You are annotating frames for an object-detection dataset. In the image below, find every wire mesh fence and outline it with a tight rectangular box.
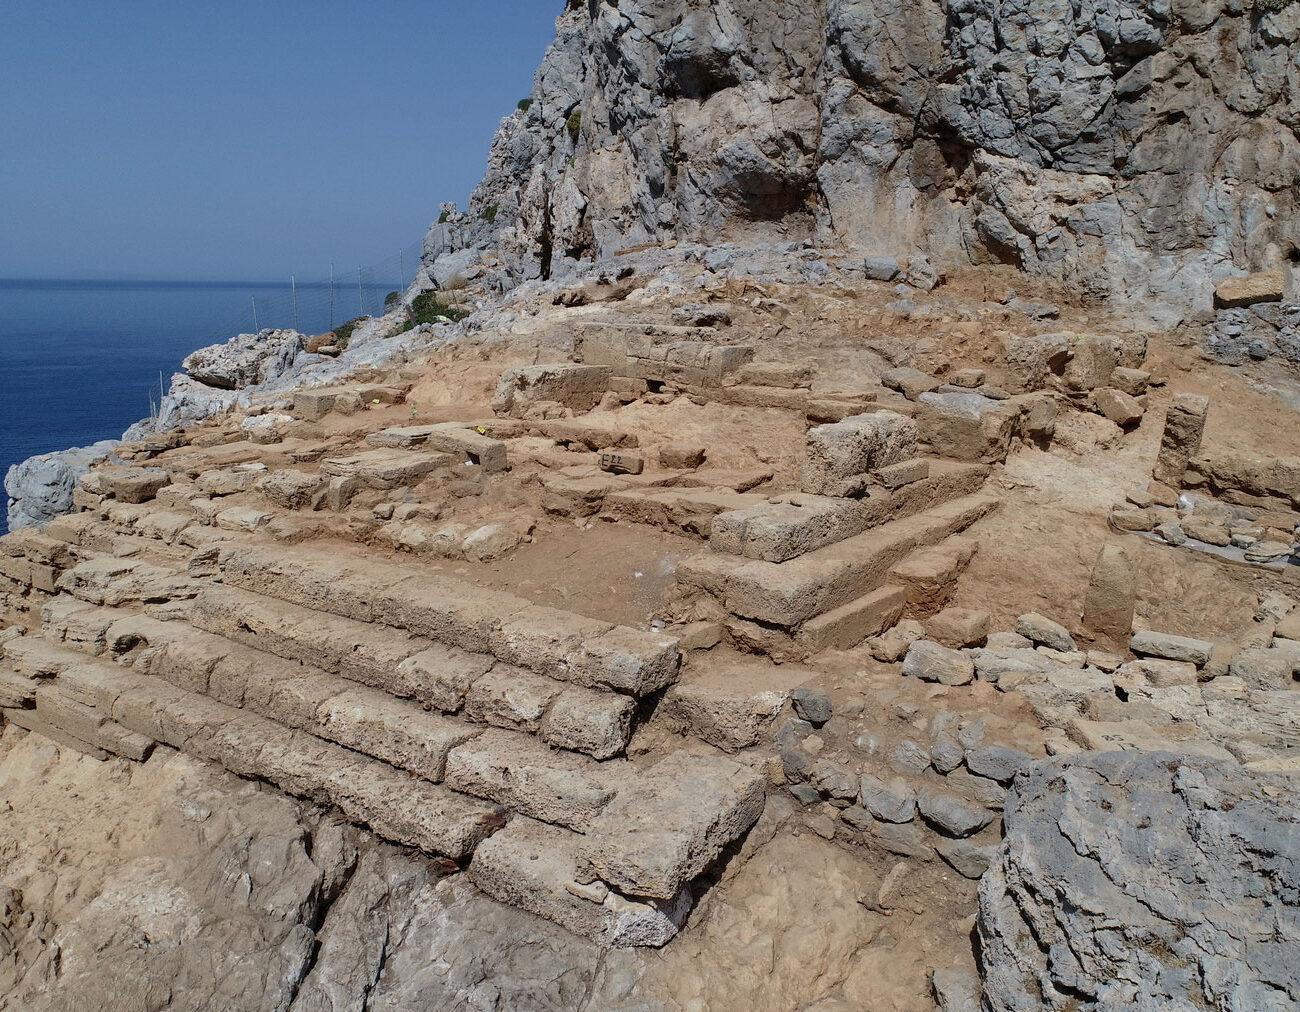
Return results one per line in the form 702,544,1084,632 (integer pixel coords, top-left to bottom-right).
196,240,426,344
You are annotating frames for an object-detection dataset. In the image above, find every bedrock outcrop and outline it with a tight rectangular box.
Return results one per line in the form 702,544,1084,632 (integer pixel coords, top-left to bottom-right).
424,0,1299,325
978,750,1300,1011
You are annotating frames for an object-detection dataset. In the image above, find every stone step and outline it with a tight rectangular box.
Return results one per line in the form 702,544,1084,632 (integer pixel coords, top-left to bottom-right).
678,493,1000,629
186,584,636,759
601,486,770,538
890,537,980,617
216,544,682,697
795,584,910,654
1,639,500,858
319,448,455,489
24,618,636,832
365,422,508,473
710,460,988,563
659,662,803,752
468,817,690,948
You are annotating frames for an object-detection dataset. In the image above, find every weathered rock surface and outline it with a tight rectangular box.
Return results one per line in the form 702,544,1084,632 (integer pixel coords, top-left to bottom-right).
422,2,1300,326
979,751,1300,1011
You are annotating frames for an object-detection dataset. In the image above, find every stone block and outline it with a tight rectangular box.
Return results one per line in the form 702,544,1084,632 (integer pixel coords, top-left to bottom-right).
293,389,338,422
1154,394,1209,484
259,469,326,510
493,364,612,417
1130,630,1212,666
1094,388,1144,427
924,607,991,648
1110,367,1151,396
1214,270,1285,309
659,674,788,753
915,393,1016,464
881,367,941,401
1228,648,1294,690
580,753,765,900
797,585,908,653
444,729,622,830
659,443,706,469
599,451,644,475
315,688,480,781
1016,613,1076,653
539,685,636,760
469,817,689,948
873,458,929,489
1082,544,1135,647
903,640,975,685
463,665,564,733
803,411,918,497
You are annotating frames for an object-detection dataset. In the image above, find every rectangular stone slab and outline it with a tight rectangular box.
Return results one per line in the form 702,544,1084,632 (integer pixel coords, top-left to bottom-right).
469,817,689,948
580,753,766,900
444,729,625,831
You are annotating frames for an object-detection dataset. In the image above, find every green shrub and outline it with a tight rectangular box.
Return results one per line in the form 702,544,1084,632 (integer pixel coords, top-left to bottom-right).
481,203,499,224
437,209,450,224
383,290,401,310
331,316,366,348
567,109,582,143
517,98,533,112
410,292,470,325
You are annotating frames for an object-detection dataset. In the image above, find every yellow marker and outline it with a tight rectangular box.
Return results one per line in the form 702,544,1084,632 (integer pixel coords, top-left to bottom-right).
477,426,487,435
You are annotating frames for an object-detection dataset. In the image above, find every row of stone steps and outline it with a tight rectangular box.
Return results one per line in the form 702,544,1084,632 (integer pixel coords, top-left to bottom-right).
0,617,765,947
213,543,681,696
186,584,636,759
679,493,999,658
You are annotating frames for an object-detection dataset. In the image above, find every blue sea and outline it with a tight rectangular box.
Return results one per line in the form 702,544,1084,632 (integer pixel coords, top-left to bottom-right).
0,276,404,533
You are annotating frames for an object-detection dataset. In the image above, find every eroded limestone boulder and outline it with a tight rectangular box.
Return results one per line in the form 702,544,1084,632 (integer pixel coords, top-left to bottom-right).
979,752,1300,1010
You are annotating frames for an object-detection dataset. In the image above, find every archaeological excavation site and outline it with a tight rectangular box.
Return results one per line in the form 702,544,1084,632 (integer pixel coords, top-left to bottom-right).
3,2,1299,1009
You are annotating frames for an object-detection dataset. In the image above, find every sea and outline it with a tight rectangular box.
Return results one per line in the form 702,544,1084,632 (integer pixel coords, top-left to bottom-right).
0,276,400,534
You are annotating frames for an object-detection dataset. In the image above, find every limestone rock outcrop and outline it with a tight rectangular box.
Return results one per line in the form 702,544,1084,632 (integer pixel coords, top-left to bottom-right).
421,0,1300,325
978,751,1300,1010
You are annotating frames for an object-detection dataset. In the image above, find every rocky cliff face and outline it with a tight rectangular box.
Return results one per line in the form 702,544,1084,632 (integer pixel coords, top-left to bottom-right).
425,0,1298,325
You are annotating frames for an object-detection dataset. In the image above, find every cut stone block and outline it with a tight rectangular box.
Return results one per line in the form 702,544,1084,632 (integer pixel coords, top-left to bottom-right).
394,645,495,713
1214,270,1285,309
580,753,765,900
915,393,1016,464
320,450,454,489
444,730,623,830
796,585,908,653
539,686,636,760
925,607,991,648
890,537,979,616
1065,719,1233,760
881,367,942,400
680,495,998,628
1154,394,1209,484
493,364,613,417
463,664,565,733
469,817,689,948
294,389,339,421
803,411,918,497
660,666,795,752
1130,630,1213,666
873,458,930,490
315,688,481,782
1094,388,1144,427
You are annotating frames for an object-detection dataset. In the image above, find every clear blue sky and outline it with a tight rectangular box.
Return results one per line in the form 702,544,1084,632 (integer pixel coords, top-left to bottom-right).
0,2,560,281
